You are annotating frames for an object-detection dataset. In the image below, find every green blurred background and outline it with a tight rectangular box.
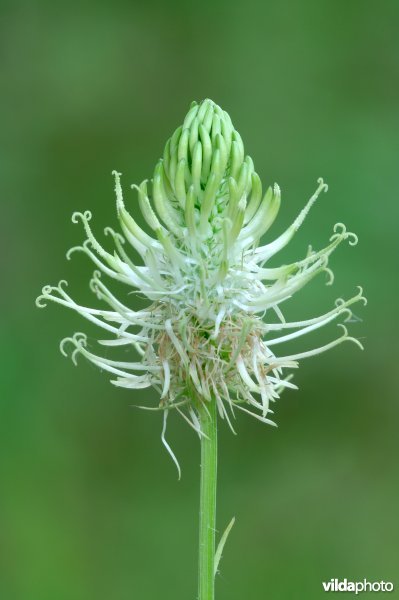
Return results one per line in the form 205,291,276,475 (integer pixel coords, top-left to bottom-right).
1,1,398,598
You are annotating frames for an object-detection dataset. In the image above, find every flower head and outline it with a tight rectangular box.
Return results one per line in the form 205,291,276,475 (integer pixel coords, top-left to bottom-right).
37,98,365,452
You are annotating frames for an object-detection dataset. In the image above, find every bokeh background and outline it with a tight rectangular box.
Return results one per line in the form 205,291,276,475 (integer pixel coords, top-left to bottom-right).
1,1,398,598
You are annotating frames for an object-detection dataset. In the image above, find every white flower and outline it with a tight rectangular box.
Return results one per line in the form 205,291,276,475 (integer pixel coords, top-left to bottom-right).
37,98,365,451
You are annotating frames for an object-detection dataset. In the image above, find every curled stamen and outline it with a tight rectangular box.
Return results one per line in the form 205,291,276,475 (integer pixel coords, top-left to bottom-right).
71,346,82,365
66,245,85,260
333,222,346,235
36,281,70,307
323,266,335,286
104,226,125,245
35,296,48,308
274,323,364,363
72,210,92,224
89,270,102,294
317,177,329,193
330,223,358,247
355,286,367,306
36,284,52,307
336,323,364,350
335,300,353,322
347,232,358,246
60,332,87,359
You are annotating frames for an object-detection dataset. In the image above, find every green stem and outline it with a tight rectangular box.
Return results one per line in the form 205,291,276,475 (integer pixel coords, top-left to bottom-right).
198,398,218,600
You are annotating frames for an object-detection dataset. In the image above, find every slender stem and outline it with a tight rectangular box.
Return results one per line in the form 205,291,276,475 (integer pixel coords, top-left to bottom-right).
198,398,218,600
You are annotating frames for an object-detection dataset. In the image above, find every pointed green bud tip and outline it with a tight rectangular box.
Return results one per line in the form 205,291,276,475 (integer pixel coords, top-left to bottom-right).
156,99,257,241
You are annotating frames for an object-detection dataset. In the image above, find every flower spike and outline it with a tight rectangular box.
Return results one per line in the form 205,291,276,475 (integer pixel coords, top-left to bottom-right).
37,98,365,462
